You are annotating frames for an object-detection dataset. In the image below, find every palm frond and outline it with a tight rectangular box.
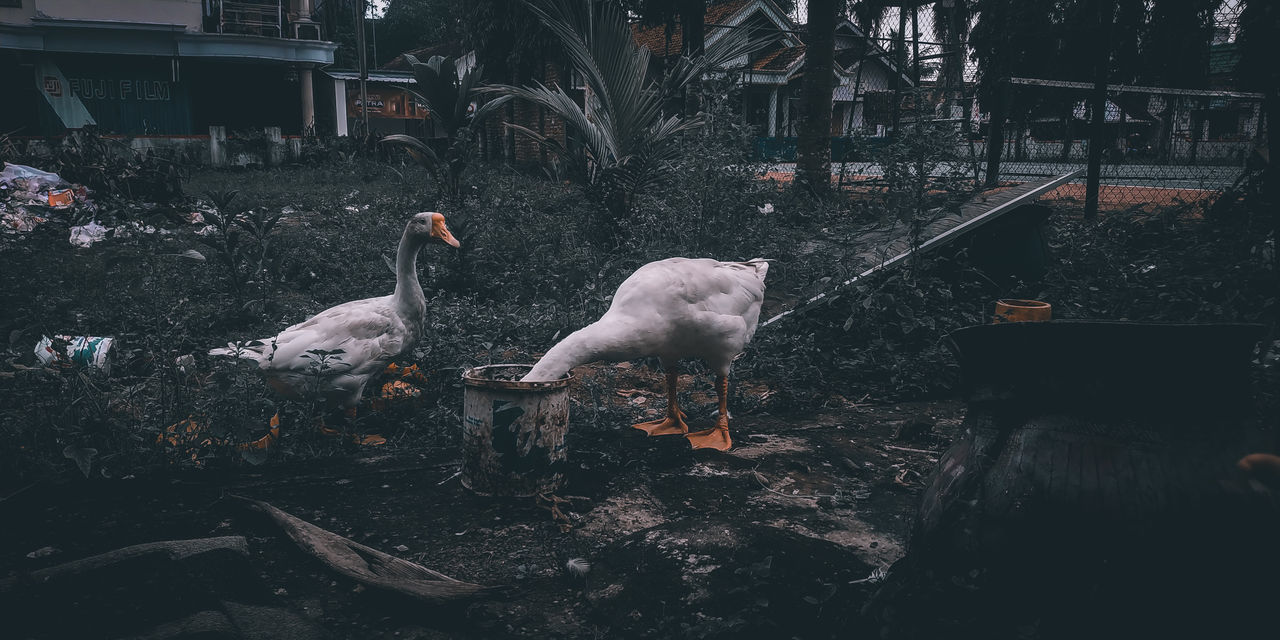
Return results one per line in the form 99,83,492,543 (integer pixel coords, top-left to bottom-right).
379,134,444,172
485,0,766,217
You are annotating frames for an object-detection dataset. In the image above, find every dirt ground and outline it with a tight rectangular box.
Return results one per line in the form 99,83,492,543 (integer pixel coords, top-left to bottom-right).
0,362,965,639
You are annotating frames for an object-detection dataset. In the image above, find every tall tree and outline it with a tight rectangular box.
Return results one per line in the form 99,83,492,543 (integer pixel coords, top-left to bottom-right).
1139,0,1222,159
628,0,709,114
376,0,467,66
932,0,976,108
795,0,841,198
970,0,1057,185
1141,0,1221,88
1237,0,1280,271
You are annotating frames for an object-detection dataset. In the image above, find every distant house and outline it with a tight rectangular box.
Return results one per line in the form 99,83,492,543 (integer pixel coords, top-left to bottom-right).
632,1,912,139
0,0,338,137
341,0,914,163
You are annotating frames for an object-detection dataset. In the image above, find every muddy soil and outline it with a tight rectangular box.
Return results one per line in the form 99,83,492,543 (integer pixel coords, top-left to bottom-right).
0,364,964,639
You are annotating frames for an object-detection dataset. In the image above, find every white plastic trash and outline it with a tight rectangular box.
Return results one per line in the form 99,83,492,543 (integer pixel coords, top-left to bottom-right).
35,335,115,375
1,163,66,192
69,221,109,247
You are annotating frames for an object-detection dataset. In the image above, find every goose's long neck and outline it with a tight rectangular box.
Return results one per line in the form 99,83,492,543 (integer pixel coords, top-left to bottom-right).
392,231,426,316
523,316,639,382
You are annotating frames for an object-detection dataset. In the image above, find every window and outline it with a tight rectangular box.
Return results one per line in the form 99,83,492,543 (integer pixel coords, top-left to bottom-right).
0,0,23,7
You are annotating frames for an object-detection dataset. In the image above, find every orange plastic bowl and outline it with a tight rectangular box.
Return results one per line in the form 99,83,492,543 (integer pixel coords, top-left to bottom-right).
993,299,1052,324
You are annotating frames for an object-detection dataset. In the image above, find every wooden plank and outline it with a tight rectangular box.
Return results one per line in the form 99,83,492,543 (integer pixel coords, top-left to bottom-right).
1145,441,1171,511
1015,423,1045,511
983,429,1024,519
1095,441,1122,515
760,169,1083,328
1062,440,1083,509
1048,433,1072,508
1078,440,1101,514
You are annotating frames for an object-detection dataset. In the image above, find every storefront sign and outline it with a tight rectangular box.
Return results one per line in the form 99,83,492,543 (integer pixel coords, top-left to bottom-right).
69,78,173,101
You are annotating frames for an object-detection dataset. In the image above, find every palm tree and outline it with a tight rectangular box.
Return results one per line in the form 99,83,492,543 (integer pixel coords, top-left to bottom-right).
380,54,512,197
794,0,841,198
484,0,756,222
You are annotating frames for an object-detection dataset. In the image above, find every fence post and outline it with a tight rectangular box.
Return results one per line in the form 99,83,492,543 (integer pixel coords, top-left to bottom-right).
983,79,1009,188
209,126,226,167
1084,0,1115,219
265,126,284,166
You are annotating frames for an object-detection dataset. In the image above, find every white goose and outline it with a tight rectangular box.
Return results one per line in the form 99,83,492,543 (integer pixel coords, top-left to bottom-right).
210,212,459,414
523,257,769,451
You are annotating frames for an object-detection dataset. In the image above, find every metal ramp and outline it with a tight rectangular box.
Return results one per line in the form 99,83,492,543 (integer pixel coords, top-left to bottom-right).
760,170,1084,328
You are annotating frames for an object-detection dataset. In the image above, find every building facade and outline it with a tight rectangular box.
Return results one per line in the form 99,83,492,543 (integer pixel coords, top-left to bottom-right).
0,0,337,138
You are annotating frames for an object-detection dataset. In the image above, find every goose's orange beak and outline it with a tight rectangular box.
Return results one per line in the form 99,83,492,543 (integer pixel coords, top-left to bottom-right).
432,215,461,248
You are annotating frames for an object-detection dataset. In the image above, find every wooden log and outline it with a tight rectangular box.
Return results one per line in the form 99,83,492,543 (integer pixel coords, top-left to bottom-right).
0,536,248,593
234,496,496,604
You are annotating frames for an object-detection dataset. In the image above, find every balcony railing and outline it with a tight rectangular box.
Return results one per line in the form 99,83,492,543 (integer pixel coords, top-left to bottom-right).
202,1,321,40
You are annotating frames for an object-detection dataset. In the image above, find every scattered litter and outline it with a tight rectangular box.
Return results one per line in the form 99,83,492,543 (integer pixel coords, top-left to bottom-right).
849,565,888,585
47,189,74,208
757,203,775,215
394,544,410,552
1,163,96,237
2,208,47,233
35,335,115,374
68,221,109,247
1,163,66,192
111,221,171,239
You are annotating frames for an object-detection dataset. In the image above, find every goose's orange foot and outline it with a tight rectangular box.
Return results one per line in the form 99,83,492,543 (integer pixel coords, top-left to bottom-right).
632,412,690,437
686,420,732,451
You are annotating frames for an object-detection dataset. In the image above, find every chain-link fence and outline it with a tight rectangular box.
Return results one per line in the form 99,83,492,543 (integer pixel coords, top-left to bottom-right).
749,0,1267,211
990,78,1264,209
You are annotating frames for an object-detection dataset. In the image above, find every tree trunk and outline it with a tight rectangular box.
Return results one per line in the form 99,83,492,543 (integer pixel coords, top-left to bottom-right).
984,80,1008,189
1267,88,1280,274
1060,105,1072,162
1188,99,1205,163
1085,0,1114,219
681,0,705,116
795,0,840,198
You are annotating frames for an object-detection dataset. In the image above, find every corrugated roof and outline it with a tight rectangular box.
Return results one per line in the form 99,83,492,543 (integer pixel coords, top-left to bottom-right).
326,70,417,84
752,44,805,71
632,0,751,58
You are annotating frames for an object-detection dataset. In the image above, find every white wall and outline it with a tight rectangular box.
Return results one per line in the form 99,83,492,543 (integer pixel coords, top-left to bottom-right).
8,0,204,30
0,1,37,25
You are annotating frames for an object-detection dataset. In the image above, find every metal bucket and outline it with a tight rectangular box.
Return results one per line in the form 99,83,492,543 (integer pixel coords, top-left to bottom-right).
461,364,572,497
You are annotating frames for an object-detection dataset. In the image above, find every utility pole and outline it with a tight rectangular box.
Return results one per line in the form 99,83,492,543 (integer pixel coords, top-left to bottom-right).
356,0,370,138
